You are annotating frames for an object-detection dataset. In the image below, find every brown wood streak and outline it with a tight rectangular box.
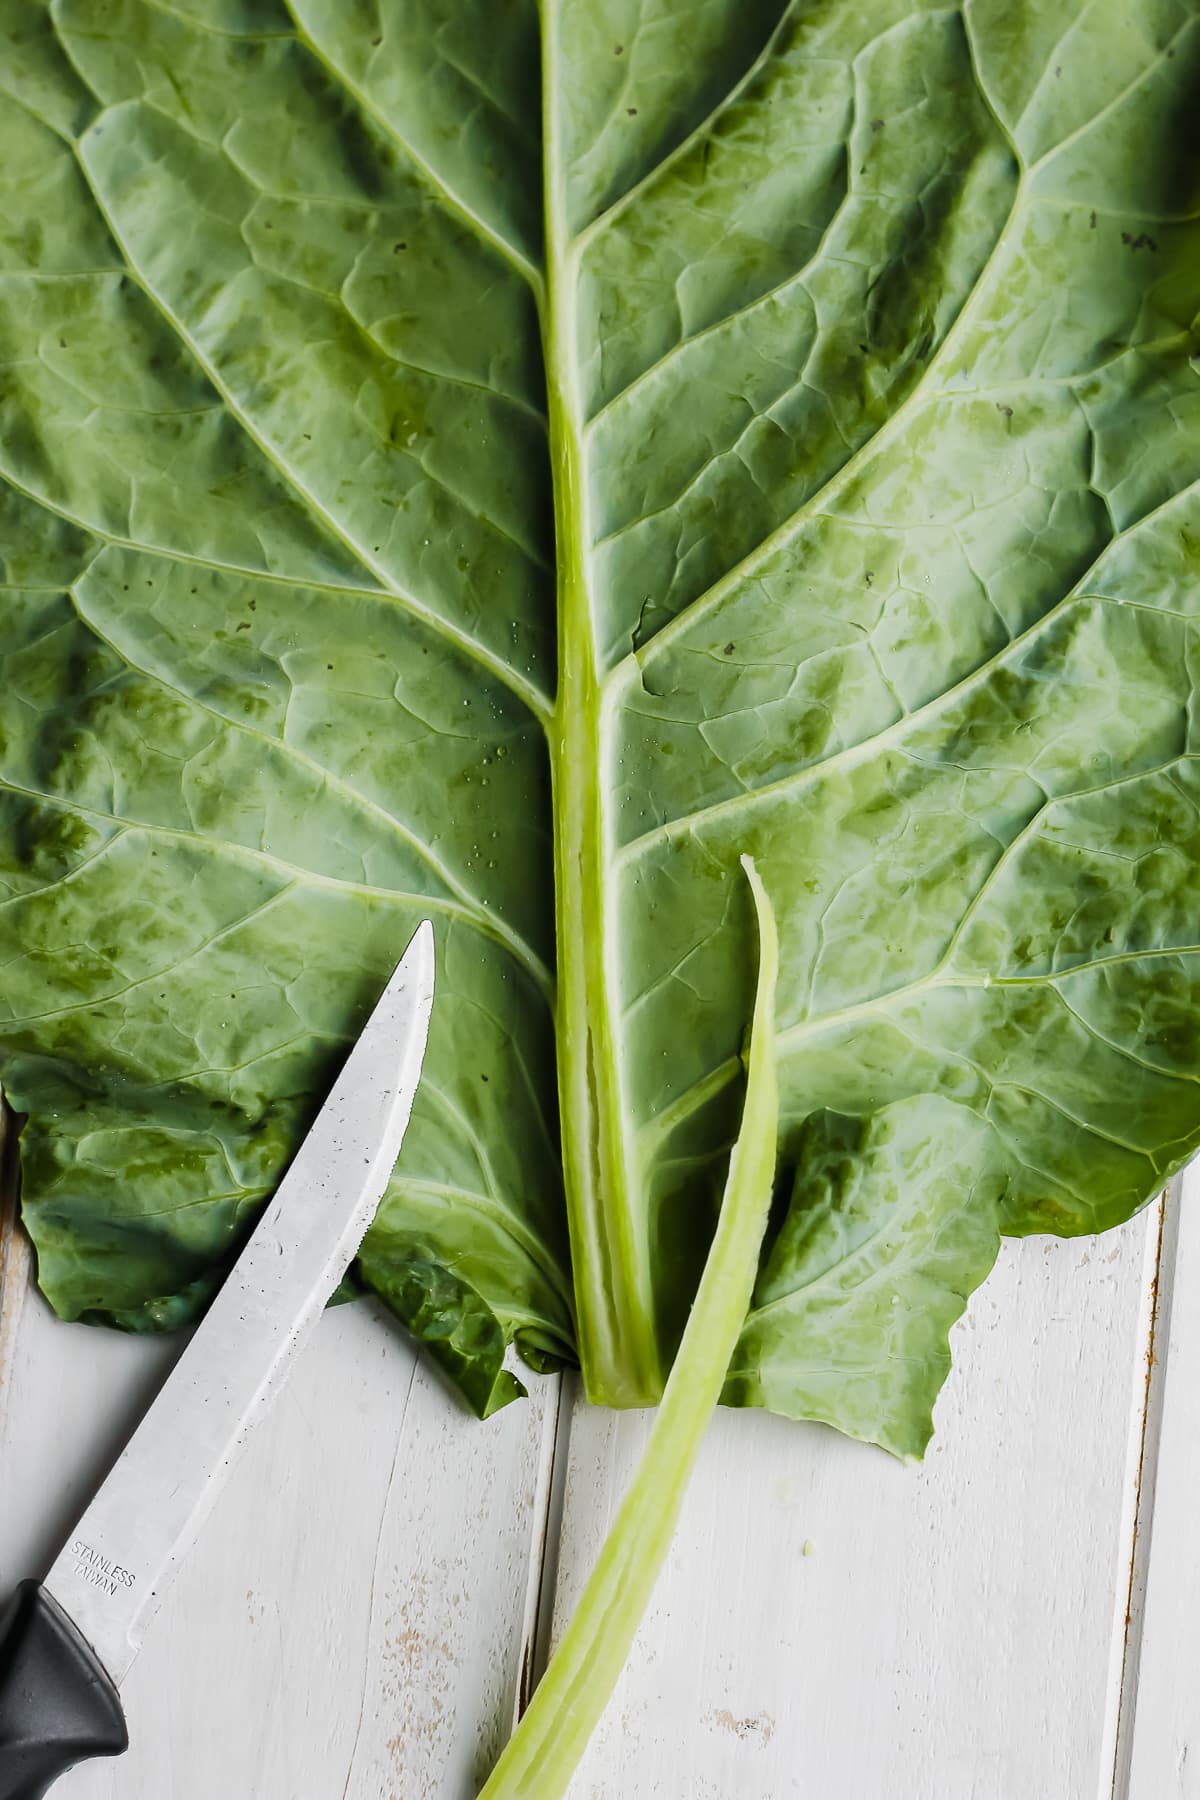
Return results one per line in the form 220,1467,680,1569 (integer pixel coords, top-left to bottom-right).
0,1101,30,1395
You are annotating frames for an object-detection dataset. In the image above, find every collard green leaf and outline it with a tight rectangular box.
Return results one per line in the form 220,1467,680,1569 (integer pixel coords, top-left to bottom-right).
0,0,1198,1450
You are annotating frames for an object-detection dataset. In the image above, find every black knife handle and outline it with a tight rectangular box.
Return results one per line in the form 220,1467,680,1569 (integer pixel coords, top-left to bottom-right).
0,1582,127,1798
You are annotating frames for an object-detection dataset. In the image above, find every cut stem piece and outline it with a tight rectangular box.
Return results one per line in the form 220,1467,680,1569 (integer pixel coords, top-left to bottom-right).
478,855,780,1800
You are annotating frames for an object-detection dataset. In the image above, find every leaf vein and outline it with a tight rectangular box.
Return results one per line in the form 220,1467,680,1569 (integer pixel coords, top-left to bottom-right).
280,0,542,293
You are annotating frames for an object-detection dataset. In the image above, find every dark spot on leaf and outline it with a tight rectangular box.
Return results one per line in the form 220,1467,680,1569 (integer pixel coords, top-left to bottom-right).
1121,231,1158,252
870,117,884,132
723,642,735,656
627,107,638,116
327,663,334,670
393,242,407,252
371,33,381,45
248,598,256,611
859,342,869,353
481,1074,489,1083
235,620,251,632
58,337,66,349
614,42,623,54
1089,210,1097,228
1054,64,1062,76
996,402,1014,418
864,570,874,587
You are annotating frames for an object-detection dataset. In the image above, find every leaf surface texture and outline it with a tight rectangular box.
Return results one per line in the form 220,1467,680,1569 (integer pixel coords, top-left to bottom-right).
1,0,1198,1449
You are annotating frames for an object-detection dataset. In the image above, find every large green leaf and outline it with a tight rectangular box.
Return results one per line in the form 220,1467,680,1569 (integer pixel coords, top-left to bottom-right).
1,0,1198,1451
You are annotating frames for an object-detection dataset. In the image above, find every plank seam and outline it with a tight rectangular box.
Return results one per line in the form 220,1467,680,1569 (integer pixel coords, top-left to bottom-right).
1105,1180,1181,1799
517,1369,576,1719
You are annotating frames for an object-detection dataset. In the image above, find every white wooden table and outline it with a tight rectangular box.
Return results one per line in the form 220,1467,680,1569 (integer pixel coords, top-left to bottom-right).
2,1161,1197,1799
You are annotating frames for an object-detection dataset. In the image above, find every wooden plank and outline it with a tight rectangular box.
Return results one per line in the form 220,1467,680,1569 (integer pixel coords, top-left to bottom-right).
0,1199,558,1799
545,1214,1163,1800
4,1119,1192,1799
1116,1169,1200,1799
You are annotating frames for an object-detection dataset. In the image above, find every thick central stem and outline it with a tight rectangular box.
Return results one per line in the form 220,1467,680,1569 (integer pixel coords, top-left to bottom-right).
542,3,661,1407
478,858,780,1800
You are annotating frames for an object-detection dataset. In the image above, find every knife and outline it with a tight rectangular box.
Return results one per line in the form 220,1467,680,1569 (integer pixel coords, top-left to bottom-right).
0,921,435,1799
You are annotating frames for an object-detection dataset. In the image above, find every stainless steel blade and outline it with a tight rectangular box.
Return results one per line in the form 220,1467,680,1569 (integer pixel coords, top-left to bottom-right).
43,922,435,1684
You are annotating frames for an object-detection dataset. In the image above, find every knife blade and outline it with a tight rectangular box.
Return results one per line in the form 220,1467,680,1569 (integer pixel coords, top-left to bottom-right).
0,921,435,1799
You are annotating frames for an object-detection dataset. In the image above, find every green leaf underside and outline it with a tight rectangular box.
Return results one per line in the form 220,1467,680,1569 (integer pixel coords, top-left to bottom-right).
0,0,1197,1450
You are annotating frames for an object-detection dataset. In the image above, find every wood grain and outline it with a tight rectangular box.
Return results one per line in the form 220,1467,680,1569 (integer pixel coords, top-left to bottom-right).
0,1265,558,1799
546,1215,1166,1800
1,1152,1193,1798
